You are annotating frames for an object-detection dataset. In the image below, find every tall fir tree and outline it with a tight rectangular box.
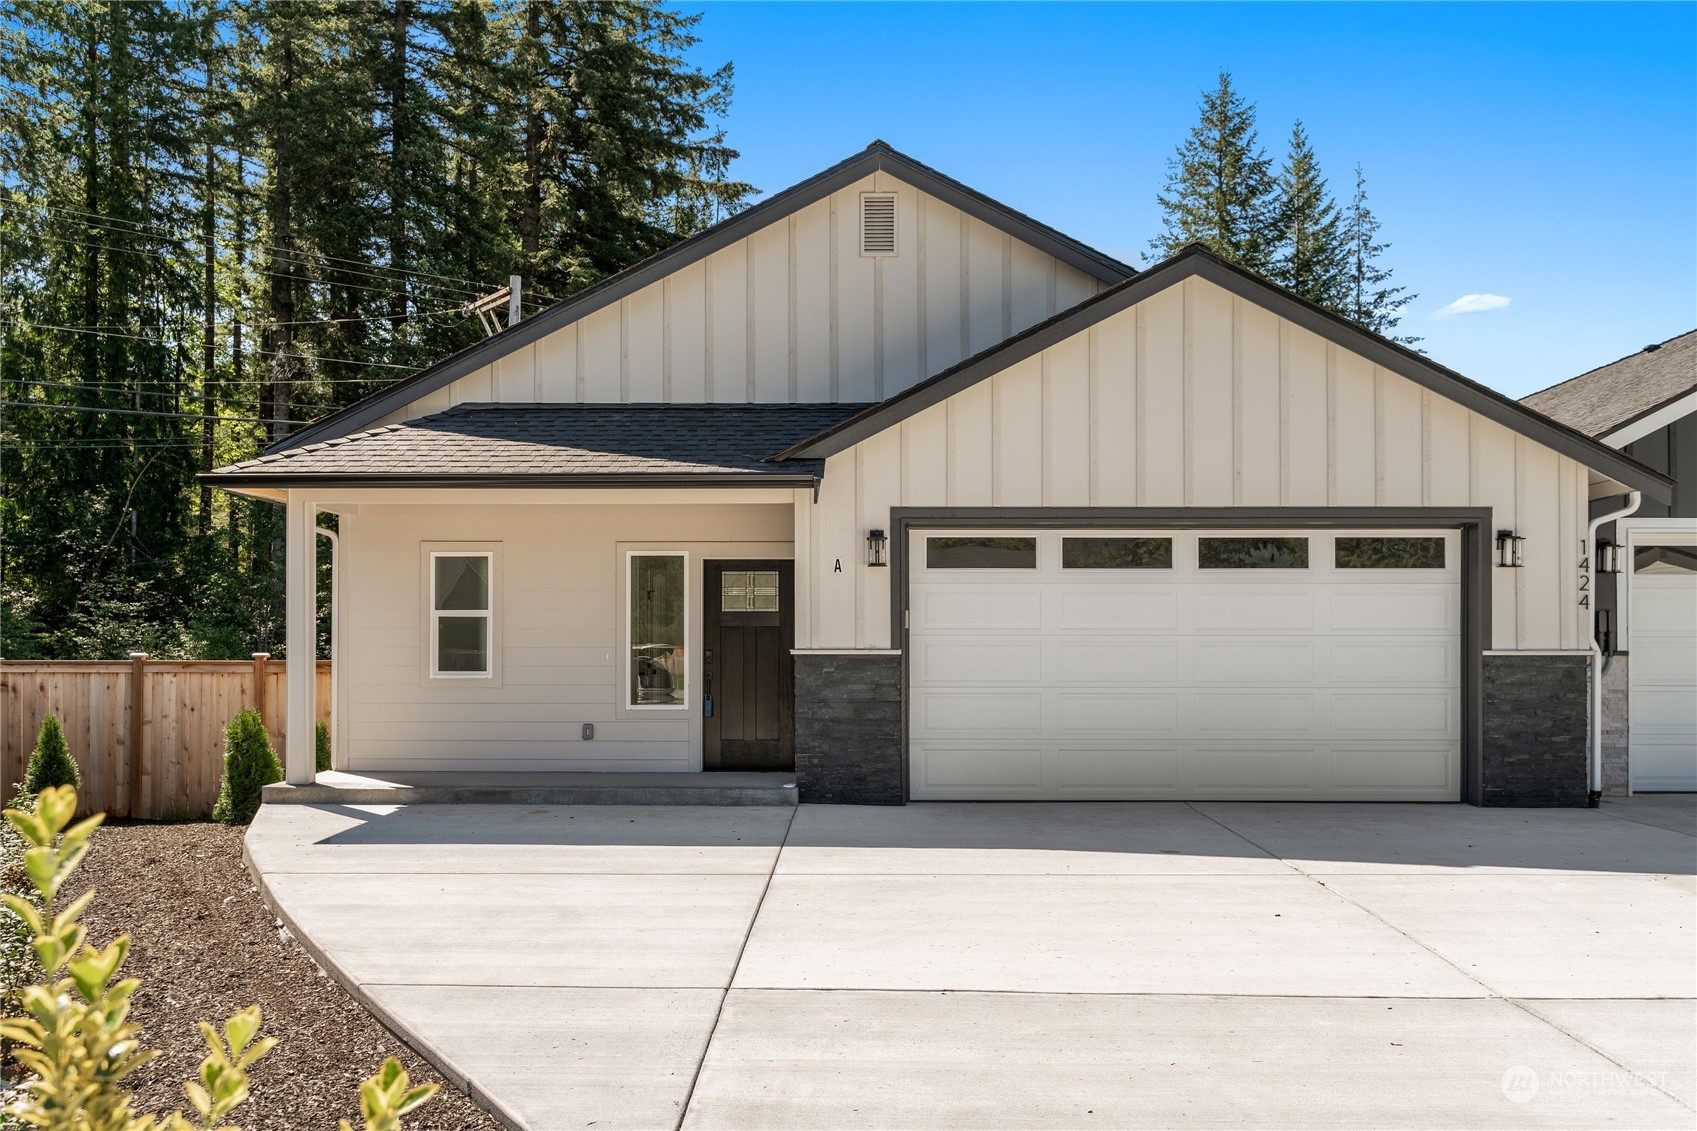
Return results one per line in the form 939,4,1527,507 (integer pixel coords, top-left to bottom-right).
1271,121,1348,310
1340,163,1419,345
1150,71,1278,273
1,0,753,661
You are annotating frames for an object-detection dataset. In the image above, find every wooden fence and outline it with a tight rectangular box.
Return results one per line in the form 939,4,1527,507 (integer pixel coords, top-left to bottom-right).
0,655,331,818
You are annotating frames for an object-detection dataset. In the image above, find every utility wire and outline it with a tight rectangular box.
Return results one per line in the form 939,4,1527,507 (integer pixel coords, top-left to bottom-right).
2,321,426,371
2,400,297,426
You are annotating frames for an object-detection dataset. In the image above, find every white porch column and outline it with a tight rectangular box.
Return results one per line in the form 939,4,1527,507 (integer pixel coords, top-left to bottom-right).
284,490,318,784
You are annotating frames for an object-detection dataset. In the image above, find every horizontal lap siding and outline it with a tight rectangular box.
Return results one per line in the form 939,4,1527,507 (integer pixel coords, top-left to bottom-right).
808,276,1589,651
340,502,791,771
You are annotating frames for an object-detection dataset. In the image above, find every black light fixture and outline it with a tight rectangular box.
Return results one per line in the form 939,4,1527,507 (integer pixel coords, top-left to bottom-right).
1596,538,1622,575
1495,529,1525,568
867,528,888,568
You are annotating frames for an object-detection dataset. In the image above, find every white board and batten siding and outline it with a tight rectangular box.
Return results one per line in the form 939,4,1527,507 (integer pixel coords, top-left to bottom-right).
800,275,1594,654
337,500,792,772
377,172,1104,421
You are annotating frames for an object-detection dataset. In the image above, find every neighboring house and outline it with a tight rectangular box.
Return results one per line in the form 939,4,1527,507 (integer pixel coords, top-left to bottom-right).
1523,332,1697,793
206,141,1671,807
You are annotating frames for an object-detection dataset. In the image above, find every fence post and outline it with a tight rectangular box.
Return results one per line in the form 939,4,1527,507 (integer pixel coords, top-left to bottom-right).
251,652,269,719
127,652,149,818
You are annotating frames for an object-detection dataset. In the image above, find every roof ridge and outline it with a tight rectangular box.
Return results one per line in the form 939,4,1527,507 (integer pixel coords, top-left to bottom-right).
1522,327,1697,401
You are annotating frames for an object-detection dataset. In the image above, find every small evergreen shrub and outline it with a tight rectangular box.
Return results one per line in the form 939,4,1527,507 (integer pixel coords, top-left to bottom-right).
211,708,283,826
21,714,80,796
316,718,332,773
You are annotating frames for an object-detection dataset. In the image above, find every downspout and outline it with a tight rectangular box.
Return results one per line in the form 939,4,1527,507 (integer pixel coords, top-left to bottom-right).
1581,492,1635,801
316,524,339,772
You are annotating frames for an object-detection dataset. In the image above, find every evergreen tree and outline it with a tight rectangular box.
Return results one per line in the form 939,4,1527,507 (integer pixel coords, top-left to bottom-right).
22,713,82,794
1341,164,1420,345
211,705,282,824
1271,121,1348,310
1150,71,1278,273
1,0,752,662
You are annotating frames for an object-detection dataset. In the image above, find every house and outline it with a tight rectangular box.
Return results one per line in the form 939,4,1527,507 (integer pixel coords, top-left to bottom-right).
1523,332,1697,793
206,141,1672,807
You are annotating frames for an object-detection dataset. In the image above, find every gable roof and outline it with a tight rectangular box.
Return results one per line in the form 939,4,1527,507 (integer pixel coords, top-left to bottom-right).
270,141,1136,455
205,402,870,489
1520,329,1697,440
773,244,1675,503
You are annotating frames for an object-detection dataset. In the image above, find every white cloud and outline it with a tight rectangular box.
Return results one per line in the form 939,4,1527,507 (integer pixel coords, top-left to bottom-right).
1434,293,1512,318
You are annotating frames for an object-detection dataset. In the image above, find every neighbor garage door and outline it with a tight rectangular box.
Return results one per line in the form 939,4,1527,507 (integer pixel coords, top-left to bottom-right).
907,529,1462,801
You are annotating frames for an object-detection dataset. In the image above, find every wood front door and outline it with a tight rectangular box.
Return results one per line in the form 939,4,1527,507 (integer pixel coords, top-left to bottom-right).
703,560,795,771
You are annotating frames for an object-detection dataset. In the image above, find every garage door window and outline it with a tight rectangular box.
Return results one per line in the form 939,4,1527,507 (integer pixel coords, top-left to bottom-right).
1635,545,1697,574
1061,537,1172,569
927,536,1037,569
1335,537,1446,569
1198,536,1309,569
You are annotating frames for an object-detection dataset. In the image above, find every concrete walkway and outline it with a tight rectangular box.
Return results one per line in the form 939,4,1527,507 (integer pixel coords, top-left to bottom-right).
245,799,1697,1130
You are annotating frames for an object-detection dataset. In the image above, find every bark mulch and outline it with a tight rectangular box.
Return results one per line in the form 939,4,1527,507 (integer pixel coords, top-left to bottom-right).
61,821,502,1130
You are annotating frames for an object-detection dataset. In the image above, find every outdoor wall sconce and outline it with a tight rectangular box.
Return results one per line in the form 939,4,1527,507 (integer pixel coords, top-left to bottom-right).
1496,529,1525,568
867,528,888,567
1596,539,1622,575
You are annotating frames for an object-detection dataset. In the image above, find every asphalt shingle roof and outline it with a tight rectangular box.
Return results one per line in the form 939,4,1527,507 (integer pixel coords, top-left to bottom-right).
1521,330,1697,438
207,402,874,483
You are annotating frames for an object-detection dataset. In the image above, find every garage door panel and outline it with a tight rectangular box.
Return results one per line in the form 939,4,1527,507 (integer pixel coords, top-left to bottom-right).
1329,588,1454,632
1055,692,1179,734
1191,692,1315,734
1328,746,1456,790
1056,589,1178,631
1056,747,1181,788
918,692,1042,736
912,639,1043,684
908,527,1462,802
914,745,1045,789
1193,590,1315,632
1632,583,1695,628
1331,692,1457,737
1193,639,1316,683
1633,641,1697,685
1330,640,1455,684
916,588,1043,631
1631,690,1697,729
1192,747,1319,789
1056,641,1179,683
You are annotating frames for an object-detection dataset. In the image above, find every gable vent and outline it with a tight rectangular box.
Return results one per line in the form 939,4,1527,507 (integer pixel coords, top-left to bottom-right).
860,192,897,256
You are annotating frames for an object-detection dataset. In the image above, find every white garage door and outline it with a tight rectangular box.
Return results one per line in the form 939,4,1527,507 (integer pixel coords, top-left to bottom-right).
908,529,1462,801
1628,532,1697,791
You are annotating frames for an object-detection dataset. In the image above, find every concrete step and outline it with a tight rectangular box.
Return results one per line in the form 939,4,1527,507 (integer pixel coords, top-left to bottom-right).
262,769,799,807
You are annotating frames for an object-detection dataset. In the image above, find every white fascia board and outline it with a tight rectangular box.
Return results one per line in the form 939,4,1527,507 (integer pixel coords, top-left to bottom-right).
1600,389,1697,448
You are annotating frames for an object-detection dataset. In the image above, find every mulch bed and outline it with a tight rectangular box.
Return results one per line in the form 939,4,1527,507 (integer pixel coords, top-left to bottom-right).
38,821,502,1130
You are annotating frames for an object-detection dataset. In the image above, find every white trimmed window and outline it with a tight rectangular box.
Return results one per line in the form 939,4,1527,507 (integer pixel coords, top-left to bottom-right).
627,551,687,709
431,552,493,677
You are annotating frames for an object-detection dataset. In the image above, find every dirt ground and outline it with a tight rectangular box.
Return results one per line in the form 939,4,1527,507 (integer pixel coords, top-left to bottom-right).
56,821,502,1130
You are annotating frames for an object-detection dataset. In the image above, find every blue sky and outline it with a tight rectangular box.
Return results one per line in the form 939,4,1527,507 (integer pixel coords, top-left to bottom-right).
683,2,1696,399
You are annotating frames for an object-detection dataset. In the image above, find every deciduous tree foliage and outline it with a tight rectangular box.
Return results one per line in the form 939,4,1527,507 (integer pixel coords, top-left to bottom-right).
0,0,750,659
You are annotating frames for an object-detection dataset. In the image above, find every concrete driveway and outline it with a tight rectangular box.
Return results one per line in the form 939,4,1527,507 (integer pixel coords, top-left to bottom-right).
245,800,1697,1130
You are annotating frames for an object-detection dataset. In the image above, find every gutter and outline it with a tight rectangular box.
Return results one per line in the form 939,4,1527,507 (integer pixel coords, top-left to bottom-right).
1586,491,1641,805
198,471,822,491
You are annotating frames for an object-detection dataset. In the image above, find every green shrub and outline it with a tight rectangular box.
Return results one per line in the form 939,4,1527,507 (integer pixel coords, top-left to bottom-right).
22,714,80,796
316,718,332,773
2,786,438,1130
210,709,282,826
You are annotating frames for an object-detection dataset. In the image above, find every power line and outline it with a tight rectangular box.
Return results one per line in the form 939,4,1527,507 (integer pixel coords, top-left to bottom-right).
20,201,546,302
2,378,264,411
2,321,427,371
1,400,293,426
